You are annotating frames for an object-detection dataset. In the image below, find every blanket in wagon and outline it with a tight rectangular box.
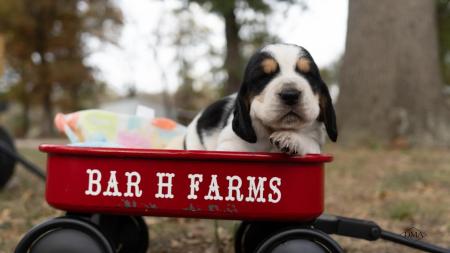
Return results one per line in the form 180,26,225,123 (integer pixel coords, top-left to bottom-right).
54,108,186,149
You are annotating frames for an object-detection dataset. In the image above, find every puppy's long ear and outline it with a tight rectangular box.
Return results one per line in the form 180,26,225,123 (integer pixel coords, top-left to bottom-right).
232,90,257,143
318,80,338,142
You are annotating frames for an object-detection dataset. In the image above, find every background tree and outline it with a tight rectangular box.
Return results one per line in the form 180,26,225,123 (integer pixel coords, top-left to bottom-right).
147,4,222,123
177,0,302,95
0,34,4,77
0,0,122,136
337,0,450,147
438,0,450,85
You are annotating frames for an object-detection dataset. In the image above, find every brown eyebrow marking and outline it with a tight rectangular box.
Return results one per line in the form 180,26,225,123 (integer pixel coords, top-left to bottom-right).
261,58,278,74
297,58,311,73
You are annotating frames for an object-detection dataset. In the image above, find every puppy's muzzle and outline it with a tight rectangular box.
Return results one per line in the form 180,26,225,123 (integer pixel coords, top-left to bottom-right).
278,88,301,106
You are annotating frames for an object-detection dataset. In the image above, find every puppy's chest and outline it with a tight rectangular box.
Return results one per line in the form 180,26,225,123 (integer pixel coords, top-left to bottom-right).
247,139,274,152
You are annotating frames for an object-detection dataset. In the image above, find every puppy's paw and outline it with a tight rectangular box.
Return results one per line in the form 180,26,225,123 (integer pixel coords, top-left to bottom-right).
269,131,303,155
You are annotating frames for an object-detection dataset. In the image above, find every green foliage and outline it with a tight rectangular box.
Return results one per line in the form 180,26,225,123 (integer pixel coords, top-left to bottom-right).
0,0,122,135
438,0,450,85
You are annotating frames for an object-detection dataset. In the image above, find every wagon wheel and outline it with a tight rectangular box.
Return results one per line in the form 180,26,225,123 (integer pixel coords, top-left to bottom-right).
235,221,310,253
254,228,343,253
0,126,16,189
93,214,149,253
14,216,114,253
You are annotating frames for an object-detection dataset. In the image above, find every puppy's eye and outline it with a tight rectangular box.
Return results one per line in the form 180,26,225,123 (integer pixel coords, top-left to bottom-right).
296,58,311,73
261,58,278,74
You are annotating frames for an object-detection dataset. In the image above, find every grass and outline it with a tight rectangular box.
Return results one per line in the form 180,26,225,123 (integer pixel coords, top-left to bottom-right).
324,145,450,252
0,145,449,252
0,148,61,253
386,201,419,221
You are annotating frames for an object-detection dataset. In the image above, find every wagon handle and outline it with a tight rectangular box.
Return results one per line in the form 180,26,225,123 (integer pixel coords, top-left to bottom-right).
379,230,450,253
313,214,449,253
0,140,46,181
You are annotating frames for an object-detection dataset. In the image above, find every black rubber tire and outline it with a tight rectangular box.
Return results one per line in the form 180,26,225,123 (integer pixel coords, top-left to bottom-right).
255,228,343,253
0,126,16,189
263,238,331,253
94,215,149,253
30,228,110,253
235,221,312,253
15,217,114,253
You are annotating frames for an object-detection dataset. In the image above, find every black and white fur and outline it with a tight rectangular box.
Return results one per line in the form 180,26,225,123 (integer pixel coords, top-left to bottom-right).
170,43,337,155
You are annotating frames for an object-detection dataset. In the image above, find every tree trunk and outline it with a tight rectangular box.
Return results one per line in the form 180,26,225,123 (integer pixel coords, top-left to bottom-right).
41,89,54,136
20,97,30,137
223,5,243,95
35,8,55,137
337,0,450,147
0,34,4,77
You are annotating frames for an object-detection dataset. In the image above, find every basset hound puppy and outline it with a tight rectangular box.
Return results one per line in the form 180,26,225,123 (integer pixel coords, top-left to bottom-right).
172,43,337,155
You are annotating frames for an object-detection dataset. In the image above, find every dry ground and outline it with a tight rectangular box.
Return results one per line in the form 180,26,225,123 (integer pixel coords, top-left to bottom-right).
0,142,449,253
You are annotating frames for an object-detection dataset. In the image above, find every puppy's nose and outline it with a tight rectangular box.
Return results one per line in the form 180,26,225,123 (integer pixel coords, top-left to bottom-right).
278,89,301,105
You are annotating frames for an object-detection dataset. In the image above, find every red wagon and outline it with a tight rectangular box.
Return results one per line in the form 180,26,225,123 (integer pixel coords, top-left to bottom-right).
42,145,329,220
14,145,450,253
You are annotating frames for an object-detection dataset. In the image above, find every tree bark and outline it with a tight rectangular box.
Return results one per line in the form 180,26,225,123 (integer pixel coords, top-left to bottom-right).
20,97,30,137
35,6,55,137
337,0,450,147
223,5,243,95
0,34,4,76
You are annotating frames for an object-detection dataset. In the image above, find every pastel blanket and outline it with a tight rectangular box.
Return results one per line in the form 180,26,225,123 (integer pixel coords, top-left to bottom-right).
54,109,186,148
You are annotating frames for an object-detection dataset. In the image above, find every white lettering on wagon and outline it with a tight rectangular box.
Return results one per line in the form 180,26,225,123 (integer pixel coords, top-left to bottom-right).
268,177,282,203
204,175,223,201
124,172,142,197
187,174,203,200
245,176,267,203
84,169,143,197
155,173,175,199
225,176,244,201
83,169,282,203
103,171,121,196
85,169,102,196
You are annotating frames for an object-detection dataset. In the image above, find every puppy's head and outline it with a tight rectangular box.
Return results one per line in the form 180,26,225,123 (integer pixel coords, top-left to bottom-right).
232,43,337,143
